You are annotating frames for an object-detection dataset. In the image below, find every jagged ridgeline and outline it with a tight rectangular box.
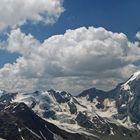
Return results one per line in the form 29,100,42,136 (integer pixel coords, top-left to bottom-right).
1,72,140,139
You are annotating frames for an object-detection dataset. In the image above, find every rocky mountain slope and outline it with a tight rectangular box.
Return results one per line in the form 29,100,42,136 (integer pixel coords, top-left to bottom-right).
0,100,98,140
1,71,140,139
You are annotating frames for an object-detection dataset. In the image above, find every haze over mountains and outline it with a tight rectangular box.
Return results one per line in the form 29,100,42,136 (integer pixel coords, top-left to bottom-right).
1,71,140,139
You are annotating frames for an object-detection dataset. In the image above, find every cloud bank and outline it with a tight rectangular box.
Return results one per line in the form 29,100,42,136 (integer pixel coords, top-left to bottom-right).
0,27,140,93
0,0,64,31
136,32,140,40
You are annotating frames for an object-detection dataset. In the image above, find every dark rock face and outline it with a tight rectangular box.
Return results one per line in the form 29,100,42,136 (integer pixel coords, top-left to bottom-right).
77,78,140,127
0,102,98,140
48,90,71,103
2,71,140,140
78,88,108,101
76,111,95,129
78,88,113,109
110,76,140,125
127,79,140,123
68,101,77,114
0,92,17,104
75,111,139,139
75,74,140,139
43,110,56,118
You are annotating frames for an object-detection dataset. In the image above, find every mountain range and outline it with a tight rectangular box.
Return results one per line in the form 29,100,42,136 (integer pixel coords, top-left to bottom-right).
1,71,140,139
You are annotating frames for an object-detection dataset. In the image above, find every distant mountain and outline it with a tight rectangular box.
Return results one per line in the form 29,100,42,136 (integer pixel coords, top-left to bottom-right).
1,71,140,139
77,87,108,102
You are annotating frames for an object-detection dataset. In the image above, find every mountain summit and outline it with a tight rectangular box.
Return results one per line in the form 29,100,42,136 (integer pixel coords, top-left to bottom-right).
1,71,140,139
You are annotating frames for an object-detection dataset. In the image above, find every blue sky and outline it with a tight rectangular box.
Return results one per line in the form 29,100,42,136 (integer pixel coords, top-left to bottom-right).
0,0,140,92
1,0,140,68
21,0,140,40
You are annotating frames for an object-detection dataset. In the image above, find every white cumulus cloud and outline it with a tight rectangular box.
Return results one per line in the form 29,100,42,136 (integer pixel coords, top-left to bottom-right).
136,31,140,40
0,27,140,93
0,0,64,31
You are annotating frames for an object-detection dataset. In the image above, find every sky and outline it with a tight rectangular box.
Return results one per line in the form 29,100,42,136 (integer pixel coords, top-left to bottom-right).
0,0,140,94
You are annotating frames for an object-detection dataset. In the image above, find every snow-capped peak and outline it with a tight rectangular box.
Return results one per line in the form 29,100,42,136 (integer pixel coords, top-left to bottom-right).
1,85,140,137
122,71,140,90
0,90,4,97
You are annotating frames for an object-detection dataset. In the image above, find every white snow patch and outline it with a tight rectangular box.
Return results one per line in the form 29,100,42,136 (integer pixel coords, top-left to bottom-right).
18,128,21,132
21,136,25,140
40,131,47,140
53,134,64,140
122,71,140,91
25,127,41,139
